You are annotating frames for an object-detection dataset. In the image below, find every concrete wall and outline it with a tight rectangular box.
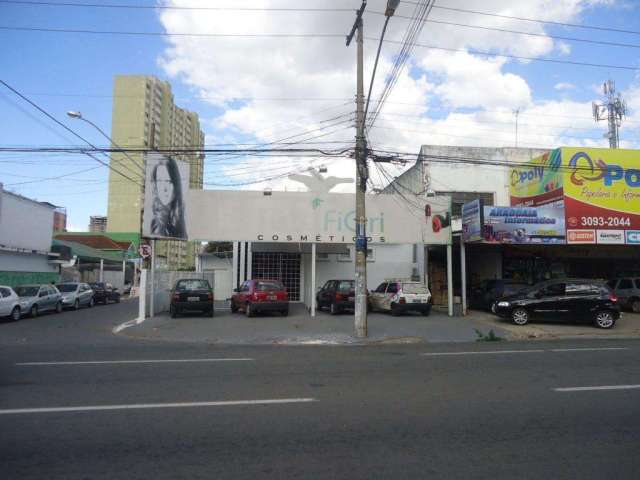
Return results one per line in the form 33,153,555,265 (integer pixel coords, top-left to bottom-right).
199,254,234,300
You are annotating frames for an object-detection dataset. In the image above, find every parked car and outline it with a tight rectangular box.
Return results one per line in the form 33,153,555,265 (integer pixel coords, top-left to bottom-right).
170,278,214,318
14,284,63,317
231,279,289,317
123,282,132,296
469,279,529,311
369,280,431,316
493,279,620,329
89,282,121,304
316,279,355,314
0,285,21,322
607,277,640,313
57,283,95,310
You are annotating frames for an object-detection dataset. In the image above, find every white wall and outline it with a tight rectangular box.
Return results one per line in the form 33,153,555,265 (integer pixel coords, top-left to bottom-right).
199,254,233,300
0,188,55,252
0,251,57,273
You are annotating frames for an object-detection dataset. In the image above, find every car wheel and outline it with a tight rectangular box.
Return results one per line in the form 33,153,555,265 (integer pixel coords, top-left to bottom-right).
594,310,615,329
55,301,62,313
246,303,254,318
30,304,38,318
631,298,640,313
11,306,21,322
74,299,80,310
281,308,289,317
330,303,339,315
511,308,529,326
231,301,238,313
88,298,95,308
170,305,177,318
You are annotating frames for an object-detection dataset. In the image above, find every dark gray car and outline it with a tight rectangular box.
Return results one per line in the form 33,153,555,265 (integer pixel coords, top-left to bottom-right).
15,284,63,317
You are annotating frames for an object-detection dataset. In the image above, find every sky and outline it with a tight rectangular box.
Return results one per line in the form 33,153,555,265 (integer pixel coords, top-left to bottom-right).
0,0,639,232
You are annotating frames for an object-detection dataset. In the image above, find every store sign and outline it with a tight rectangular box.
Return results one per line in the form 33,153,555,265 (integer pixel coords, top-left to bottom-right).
597,230,625,245
566,229,596,244
482,205,566,244
626,231,640,245
509,149,564,206
562,148,640,239
461,199,484,242
186,190,452,245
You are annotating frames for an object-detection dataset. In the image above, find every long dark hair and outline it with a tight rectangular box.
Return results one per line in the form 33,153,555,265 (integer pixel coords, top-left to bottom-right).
150,156,187,238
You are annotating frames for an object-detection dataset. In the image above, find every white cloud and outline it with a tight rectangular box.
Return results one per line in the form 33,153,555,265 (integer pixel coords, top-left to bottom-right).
157,0,627,190
554,82,576,90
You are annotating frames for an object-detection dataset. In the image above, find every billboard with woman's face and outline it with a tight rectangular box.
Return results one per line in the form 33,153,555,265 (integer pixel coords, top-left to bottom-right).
142,153,189,240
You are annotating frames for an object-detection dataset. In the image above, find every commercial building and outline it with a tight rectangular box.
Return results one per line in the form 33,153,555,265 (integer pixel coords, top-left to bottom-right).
0,184,60,286
89,215,108,233
106,75,205,269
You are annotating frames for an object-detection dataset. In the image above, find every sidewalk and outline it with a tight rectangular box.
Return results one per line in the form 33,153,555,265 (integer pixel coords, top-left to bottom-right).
118,303,507,345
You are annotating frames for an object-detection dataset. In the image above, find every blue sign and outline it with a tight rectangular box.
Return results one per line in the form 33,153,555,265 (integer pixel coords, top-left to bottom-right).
461,199,484,242
482,205,566,244
626,231,640,244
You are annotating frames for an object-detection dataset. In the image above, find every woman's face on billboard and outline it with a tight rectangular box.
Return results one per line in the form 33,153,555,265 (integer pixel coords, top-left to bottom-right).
156,165,174,206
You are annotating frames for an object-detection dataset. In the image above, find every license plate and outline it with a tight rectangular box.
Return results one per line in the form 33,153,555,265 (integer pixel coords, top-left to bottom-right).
348,297,355,302
268,295,277,301
188,297,199,302
412,299,422,303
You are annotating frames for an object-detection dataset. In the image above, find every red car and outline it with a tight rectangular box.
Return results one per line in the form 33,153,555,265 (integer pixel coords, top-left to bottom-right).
231,279,289,317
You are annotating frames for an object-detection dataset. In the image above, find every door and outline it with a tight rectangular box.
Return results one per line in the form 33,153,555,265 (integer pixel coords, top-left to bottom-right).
615,278,634,307
80,284,91,305
0,287,12,316
321,281,336,307
235,281,250,308
37,287,51,311
383,282,399,310
370,283,388,310
565,282,601,321
534,282,568,321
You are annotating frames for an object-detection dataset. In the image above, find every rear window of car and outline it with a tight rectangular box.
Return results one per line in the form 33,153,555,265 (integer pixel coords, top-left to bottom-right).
0,287,11,297
256,281,283,291
337,281,354,291
176,279,210,291
57,284,78,293
15,286,39,297
402,283,429,294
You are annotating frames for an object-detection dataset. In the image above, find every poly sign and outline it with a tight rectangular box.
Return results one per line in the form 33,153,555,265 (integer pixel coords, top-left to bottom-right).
510,147,640,244
186,190,452,245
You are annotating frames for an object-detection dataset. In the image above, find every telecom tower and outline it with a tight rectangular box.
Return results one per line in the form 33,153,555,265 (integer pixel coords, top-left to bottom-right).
592,79,627,149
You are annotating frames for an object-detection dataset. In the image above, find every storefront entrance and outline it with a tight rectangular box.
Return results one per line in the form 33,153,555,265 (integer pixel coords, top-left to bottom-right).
251,252,301,301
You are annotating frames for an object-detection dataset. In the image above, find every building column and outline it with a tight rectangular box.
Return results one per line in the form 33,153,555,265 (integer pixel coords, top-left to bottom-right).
460,235,467,316
100,259,104,282
311,243,316,317
447,244,453,317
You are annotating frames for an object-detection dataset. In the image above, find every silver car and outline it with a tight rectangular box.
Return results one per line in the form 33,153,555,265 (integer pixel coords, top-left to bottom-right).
0,285,21,321
57,283,95,310
14,284,63,317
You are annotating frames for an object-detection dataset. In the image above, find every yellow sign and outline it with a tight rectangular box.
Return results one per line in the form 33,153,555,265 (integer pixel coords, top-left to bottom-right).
509,149,563,206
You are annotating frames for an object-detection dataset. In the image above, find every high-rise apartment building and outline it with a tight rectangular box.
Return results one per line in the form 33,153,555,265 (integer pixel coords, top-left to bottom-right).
89,215,108,233
106,75,205,269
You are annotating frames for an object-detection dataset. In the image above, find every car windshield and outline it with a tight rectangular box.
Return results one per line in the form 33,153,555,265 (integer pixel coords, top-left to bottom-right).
337,281,354,291
57,284,78,293
402,283,429,294
15,286,39,297
256,281,283,291
176,279,210,291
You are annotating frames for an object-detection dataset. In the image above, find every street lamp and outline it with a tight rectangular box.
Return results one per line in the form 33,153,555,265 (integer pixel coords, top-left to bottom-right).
385,0,401,17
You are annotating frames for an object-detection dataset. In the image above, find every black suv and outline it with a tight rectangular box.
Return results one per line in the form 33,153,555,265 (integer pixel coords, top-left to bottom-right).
89,282,121,305
170,279,214,318
493,279,620,329
316,280,355,315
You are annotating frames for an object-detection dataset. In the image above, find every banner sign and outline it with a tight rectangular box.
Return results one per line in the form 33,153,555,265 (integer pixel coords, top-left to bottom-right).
509,149,564,207
187,190,452,245
461,199,484,242
481,205,566,244
142,153,189,240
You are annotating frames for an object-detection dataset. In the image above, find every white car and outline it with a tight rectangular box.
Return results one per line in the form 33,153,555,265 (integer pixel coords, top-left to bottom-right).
0,285,22,322
369,280,432,316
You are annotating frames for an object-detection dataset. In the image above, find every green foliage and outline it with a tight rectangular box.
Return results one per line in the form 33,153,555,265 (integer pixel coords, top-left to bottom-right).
475,329,503,342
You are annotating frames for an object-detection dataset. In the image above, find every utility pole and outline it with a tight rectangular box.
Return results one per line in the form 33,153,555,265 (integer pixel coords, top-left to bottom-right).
347,1,368,338
513,108,520,148
593,79,627,148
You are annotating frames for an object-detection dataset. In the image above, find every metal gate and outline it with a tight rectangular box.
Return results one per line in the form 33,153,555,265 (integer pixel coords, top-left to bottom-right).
251,252,301,301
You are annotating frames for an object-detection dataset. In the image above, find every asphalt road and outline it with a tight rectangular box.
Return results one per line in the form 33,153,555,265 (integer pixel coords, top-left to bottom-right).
1,300,640,479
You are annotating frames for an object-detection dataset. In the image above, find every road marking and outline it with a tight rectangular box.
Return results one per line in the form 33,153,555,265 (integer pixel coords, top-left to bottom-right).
0,398,317,415
16,358,254,366
550,347,630,352
554,385,640,392
421,350,545,356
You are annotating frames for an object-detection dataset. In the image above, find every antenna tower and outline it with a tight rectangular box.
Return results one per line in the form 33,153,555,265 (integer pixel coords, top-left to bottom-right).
592,79,627,148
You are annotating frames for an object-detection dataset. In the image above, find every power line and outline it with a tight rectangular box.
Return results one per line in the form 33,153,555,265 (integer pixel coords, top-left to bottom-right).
0,79,144,186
